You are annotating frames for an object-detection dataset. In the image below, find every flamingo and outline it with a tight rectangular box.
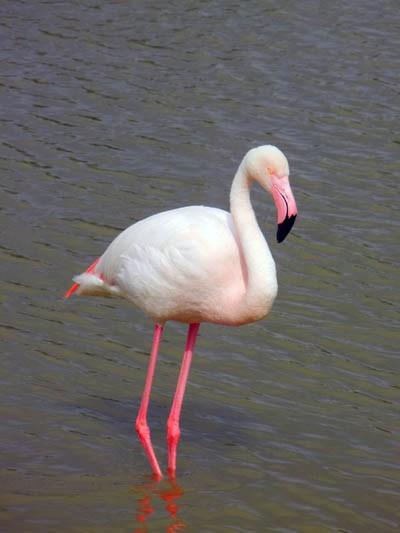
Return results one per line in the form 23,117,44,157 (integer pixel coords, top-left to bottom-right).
65,145,298,479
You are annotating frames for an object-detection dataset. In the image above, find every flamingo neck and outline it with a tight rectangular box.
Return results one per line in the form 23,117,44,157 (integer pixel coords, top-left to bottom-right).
229,163,277,316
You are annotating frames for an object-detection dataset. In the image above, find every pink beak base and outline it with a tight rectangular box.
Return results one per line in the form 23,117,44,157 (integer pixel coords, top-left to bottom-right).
270,175,298,243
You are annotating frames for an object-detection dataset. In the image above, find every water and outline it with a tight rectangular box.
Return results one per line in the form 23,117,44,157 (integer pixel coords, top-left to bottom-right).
1,0,399,531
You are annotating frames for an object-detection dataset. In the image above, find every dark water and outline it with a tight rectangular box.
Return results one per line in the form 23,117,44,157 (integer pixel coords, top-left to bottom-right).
1,0,399,531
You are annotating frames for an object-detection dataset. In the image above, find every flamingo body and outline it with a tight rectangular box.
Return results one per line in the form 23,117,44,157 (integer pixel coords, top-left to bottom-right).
66,145,298,478
74,205,277,326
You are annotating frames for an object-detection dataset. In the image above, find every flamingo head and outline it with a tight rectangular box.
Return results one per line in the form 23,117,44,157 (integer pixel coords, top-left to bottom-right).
244,145,298,243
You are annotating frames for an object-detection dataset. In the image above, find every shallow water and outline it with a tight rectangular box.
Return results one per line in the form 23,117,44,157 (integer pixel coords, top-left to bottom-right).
1,0,399,531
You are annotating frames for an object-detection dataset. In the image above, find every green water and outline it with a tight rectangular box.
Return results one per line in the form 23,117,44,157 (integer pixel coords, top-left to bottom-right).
1,0,399,531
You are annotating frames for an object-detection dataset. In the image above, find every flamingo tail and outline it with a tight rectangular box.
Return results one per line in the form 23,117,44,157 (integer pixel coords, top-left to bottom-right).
64,258,100,298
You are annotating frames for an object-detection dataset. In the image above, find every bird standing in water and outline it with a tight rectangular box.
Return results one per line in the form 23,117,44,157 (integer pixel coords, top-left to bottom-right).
65,145,298,479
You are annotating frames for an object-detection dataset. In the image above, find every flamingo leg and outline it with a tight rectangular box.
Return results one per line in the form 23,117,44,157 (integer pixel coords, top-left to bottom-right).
135,323,164,479
167,322,200,477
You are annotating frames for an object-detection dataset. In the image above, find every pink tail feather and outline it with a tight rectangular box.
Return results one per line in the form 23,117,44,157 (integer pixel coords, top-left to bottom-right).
64,258,100,298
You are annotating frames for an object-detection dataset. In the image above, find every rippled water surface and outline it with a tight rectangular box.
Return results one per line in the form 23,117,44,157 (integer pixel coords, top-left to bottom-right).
1,1,399,531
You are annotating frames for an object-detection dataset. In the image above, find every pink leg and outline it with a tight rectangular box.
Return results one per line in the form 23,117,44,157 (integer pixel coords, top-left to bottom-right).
135,323,164,479
167,323,200,477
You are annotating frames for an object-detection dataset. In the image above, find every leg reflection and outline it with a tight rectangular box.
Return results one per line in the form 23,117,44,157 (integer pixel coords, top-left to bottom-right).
133,476,186,532
135,491,154,532
159,479,185,532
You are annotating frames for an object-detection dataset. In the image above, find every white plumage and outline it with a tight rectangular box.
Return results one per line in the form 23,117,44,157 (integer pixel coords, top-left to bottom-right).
75,205,272,324
71,145,297,326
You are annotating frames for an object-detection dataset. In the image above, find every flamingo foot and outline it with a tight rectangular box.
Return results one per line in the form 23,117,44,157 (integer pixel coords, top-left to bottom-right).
136,418,163,480
166,418,181,477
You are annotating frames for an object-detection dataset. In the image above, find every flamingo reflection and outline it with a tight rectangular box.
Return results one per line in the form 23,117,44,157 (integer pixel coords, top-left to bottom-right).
134,476,185,532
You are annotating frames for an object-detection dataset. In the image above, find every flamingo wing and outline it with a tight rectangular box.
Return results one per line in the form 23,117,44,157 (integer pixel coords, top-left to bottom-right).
66,206,244,323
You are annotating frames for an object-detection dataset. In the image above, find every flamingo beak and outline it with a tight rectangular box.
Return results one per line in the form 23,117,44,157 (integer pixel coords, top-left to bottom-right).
270,175,298,243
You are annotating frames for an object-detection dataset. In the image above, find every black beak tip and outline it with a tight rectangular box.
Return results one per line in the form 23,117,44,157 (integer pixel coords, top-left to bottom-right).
277,215,297,243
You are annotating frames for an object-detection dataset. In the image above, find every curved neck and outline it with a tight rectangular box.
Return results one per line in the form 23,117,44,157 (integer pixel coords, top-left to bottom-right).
230,163,277,308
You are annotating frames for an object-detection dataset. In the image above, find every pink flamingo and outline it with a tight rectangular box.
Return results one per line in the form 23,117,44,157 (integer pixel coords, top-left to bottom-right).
65,145,298,479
